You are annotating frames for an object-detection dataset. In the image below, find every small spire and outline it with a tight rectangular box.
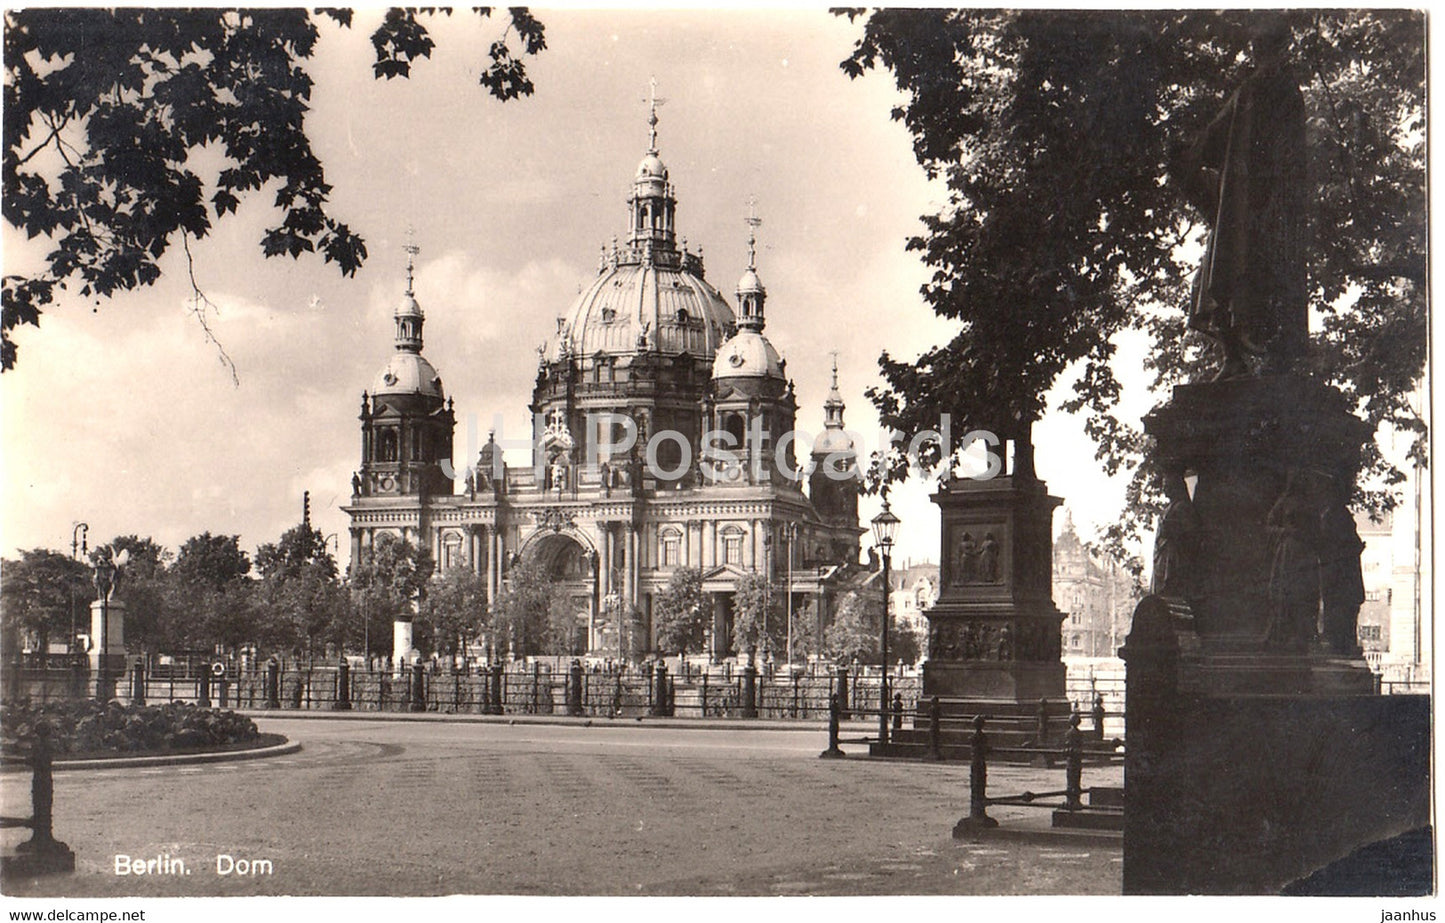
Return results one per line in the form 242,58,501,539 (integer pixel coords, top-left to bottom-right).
645,76,667,153
745,197,762,270
403,229,420,296
302,490,311,528
830,350,840,390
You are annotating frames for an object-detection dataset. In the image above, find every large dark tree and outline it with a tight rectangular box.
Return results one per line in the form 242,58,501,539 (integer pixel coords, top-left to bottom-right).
842,10,1426,558
3,8,546,370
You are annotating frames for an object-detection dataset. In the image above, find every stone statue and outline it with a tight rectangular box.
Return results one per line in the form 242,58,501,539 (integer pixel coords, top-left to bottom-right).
351,472,362,496
956,532,978,584
978,532,1000,582
1264,471,1320,651
1317,478,1366,656
1151,469,1202,597
1176,17,1308,378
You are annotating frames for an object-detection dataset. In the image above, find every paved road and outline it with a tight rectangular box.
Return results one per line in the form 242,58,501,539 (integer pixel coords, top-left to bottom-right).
1,717,1121,896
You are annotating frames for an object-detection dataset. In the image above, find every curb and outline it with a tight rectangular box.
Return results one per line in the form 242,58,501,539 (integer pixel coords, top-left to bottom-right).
47,738,301,772
234,708,830,734
952,825,1123,849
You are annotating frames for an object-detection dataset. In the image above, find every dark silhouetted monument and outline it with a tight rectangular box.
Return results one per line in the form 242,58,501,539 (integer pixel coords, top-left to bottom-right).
1122,17,1430,894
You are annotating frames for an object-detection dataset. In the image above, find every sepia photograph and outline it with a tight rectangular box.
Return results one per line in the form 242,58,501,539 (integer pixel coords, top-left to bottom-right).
0,6,1432,913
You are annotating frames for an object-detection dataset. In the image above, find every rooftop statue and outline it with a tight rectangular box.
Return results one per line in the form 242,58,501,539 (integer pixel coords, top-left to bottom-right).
1176,18,1308,379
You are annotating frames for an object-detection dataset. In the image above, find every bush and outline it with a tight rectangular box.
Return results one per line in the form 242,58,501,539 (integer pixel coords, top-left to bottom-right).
1,699,260,757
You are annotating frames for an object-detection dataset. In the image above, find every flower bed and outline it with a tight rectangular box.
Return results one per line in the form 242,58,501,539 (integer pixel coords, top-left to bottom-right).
1,699,262,759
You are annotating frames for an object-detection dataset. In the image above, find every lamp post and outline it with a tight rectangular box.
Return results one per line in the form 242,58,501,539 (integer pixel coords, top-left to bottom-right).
785,522,797,668
69,523,88,652
871,501,900,746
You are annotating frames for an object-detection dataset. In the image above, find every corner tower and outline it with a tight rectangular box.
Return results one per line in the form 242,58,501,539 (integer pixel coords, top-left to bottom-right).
353,242,456,502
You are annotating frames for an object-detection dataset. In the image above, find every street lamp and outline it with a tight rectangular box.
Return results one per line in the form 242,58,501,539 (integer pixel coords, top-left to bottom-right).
871,500,900,745
785,522,797,668
69,523,88,653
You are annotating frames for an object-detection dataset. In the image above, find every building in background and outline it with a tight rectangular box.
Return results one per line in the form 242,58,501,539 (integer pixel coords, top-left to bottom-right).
1053,510,1138,661
342,103,864,661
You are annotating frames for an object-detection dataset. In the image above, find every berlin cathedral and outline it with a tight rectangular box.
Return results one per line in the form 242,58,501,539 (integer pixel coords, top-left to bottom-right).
343,105,866,660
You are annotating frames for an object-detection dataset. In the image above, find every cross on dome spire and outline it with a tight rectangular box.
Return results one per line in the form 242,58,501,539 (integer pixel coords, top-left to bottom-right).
403,227,420,296
745,196,762,270
645,76,667,153
830,350,840,390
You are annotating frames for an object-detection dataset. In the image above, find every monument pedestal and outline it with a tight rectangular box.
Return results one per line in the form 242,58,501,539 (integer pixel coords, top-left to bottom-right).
1123,375,1422,893
88,599,125,701
921,475,1066,705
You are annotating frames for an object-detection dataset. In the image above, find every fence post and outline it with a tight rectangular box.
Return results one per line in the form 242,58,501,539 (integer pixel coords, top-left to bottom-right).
411,661,426,712
700,672,709,717
1035,696,1050,745
1065,711,1084,811
741,662,758,719
291,672,304,709
792,671,800,718
568,659,584,716
891,692,904,733
651,663,668,717
218,677,229,708
197,667,211,709
1091,694,1106,741
928,695,943,761
265,658,281,709
489,663,504,715
952,715,998,835
334,660,352,711
819,693,845,759
836,666,850,720
130,659,145,707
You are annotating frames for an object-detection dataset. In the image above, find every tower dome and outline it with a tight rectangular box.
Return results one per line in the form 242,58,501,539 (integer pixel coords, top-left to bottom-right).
372,241,444,400
550,87,735,362
713,206,782,382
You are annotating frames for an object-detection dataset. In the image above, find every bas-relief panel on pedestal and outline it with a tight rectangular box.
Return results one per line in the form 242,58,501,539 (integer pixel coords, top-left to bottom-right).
927,617,1060,663
945,523,1006,587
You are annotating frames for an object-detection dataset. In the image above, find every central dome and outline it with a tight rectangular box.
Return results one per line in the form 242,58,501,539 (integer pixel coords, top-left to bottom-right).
554,261,735,359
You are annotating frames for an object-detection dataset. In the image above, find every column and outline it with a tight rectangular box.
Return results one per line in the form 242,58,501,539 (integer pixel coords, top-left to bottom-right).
681,521,691,569
600,524,612,597
744,523,754,573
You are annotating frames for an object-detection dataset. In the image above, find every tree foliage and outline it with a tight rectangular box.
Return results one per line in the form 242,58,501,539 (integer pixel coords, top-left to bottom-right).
731,571,779,662
2,8,546,370
350,532,431,626
490,559,577,658
841,10,1426,556
420,567,487,658
653,567,705,657
0,548,92,653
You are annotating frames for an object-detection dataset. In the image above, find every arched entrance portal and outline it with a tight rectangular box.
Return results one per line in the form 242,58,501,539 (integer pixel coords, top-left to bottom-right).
522,531,596,654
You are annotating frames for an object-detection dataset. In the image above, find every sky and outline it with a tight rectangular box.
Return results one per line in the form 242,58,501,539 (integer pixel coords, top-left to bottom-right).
3,9,1158,569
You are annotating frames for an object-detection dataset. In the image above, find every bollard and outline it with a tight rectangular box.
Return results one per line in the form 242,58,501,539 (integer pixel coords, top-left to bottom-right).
1065,711,1084,811
411,661,426,712
819,693,845,759
1035,696,1050,745
334,660,352,710
652,663,668,717
835,666,850,720
928,695,943,761
700,672,709,716
567,659,584,716
741,663,758,719
4,721,75,877
952,715,998,836
130,660,145,707
291,673,304,709
891,692,904,733
666,674,676,717
218,677,230,708
265,658,281,709
489,663,504,715
197,668,211,709
1091,694,1106,741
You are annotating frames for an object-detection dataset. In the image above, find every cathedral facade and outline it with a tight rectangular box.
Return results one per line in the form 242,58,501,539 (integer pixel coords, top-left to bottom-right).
342,112,865,660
